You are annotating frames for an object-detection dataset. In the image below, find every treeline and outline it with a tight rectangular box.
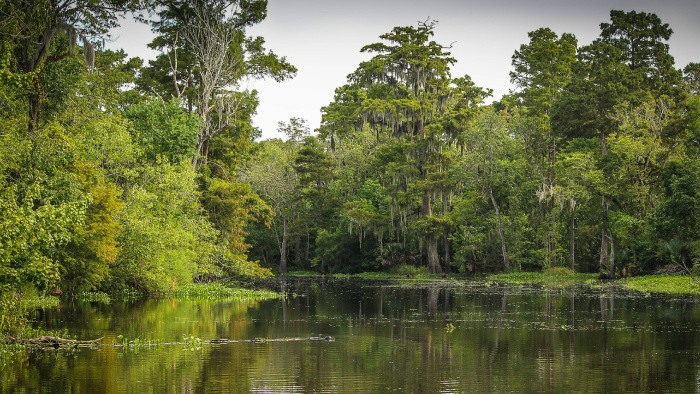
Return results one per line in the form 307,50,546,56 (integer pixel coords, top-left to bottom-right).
244,11,698,278
0,4,698,303
0,0,295,296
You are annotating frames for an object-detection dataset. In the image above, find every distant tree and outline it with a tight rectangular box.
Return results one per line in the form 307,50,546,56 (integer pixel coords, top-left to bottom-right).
242,132,304,273
553,10,682,278
461,109,523,272
599,10,682,97
510,27,578,267
326,21,489,273
511,27,578,116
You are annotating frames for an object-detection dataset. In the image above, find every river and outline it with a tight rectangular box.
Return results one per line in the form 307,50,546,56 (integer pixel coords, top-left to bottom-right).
3,277,700,392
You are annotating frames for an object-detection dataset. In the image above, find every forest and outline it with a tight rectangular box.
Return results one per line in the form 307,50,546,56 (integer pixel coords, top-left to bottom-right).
1,0,698,307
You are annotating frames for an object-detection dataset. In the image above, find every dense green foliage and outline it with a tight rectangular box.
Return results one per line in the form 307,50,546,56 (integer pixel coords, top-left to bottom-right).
245,11,698,280
0,0,294,326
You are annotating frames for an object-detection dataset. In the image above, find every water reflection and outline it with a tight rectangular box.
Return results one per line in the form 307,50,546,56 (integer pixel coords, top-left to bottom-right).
3,278,700,392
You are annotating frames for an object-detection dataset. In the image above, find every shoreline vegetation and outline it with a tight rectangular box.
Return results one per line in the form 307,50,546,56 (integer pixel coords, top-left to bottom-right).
285,267,700,295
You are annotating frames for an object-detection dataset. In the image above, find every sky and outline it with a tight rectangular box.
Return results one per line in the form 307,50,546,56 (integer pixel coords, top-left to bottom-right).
108,0,700,140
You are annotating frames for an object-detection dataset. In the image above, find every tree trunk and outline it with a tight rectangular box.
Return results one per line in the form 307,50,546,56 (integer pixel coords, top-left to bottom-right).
426,233,442,274
280,216,288,274
488,187,510,273
443,227,451,274
550,133,558,268
600,196,608,271
608,230,615,279
304,230,310,268
599,227,608,274
422,194,442,274
599,127,611,277
202,139,209,166
442,193,451,274
192,136,205,168
570,203,576,271
294,188,302,267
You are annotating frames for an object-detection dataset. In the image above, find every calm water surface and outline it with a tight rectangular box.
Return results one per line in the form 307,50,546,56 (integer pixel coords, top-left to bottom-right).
3,278,700,392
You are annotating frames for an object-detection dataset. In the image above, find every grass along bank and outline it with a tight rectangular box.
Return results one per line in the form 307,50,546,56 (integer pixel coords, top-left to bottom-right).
288,266,700,296
487,268,598,288
286,265,469,280
618,275,700,295
167,282,281,301
72,282,282,304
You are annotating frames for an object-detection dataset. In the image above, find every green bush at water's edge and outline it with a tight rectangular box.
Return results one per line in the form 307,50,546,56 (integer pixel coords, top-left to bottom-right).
619,275,700,295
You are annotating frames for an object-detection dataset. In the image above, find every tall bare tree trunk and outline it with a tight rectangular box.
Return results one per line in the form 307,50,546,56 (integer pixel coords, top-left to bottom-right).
489,187,510,273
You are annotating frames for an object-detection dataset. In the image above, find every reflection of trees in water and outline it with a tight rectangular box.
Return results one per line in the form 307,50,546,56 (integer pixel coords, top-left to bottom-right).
489,287,509,366
570,289,575,351
6,296,267,393
427,287,439,317
280,277,288,329
600,287,615,356
7,280,700,392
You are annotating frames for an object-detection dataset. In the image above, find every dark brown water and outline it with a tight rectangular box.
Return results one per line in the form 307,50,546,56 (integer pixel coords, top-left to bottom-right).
3,278,700,392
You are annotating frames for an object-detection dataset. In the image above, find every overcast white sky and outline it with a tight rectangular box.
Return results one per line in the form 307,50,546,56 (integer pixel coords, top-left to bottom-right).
108,0,700,139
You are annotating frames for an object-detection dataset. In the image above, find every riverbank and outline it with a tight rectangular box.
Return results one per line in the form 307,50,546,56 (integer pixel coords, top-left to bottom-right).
286,265,468,280
488,270,700,295
286,268,700,295
487,268,598,288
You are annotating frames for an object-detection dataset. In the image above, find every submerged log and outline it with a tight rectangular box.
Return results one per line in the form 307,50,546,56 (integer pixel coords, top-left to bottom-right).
206,336,335,344
5,335,333,350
